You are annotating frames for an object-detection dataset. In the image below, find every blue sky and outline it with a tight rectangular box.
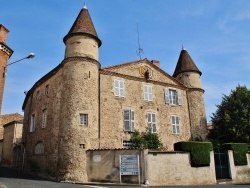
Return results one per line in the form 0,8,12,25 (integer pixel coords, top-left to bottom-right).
1,0,250,121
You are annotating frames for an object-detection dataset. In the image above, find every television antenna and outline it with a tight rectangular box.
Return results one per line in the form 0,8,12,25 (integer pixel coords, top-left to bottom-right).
136,23,143,60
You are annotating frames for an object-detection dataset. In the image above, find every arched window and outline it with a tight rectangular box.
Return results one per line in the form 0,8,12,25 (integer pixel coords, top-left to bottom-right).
34,142,44,154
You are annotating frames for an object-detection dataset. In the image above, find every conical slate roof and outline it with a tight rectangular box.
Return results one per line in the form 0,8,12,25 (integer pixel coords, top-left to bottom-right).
173,49,201,77
63,5,101,46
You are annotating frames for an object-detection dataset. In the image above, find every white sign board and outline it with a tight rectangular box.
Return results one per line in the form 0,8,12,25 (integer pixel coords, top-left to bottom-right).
119,155,140,184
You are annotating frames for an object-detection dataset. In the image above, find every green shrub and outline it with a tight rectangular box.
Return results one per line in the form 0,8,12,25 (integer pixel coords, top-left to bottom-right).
222,143,248,166
174,141,213,167
130,130,163,150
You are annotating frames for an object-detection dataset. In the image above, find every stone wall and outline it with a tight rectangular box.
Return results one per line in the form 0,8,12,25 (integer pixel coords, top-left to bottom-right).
1,121,23,167
22,68,63,179
100,71,191,150
188,89,207,140
146,151,216,186
87,149,145,183
0,113,23,139
228,151,250,183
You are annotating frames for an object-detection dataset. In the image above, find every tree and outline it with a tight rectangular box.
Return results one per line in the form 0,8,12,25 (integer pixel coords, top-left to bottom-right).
209,85,250,144
130,130,163,150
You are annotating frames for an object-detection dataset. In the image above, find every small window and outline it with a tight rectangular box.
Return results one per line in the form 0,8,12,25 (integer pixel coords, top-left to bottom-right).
114,79,124,97
123,141,132,149
45,85,49,95
36,90,40,100
34,142,44,154
144,85,153,101
30,114,35,132
165,88,182,105
123,110,134,132
80,114,88,125
42,109,47,128
172,115,180,134
147,112,157,133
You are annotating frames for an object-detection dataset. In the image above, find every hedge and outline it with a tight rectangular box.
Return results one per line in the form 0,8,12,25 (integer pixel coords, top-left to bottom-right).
174,141,213,167
222,143,248,166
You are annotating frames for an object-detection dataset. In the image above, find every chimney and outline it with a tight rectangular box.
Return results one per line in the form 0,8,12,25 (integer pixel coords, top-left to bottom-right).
0,24,10,44
151,60,160,68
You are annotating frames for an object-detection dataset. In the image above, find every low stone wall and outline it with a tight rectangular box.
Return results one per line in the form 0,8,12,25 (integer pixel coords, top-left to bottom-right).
145,151,216,186
86,149,146,184
228,151,250,183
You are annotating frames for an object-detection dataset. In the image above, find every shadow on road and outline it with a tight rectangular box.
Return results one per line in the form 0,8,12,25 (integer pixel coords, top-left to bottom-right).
0,167,46,181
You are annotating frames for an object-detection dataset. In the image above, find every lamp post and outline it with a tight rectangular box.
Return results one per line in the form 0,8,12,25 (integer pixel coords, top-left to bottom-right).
3,53,35,77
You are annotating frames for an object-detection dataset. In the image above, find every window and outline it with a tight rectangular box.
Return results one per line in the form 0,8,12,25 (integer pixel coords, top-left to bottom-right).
114,79,124,97
144,85,153,101
123,141,132,149
123,109,134,132
164,88,182,105
80,114,88,125
34,142,44,154
45,84,49,95
147,112,157,133
30,114,35,132
42,109,47,128
171,115,180,134
36,90,40,100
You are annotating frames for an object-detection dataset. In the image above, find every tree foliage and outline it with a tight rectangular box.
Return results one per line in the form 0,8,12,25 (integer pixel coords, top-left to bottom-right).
209,85,250,144
130,130,163,150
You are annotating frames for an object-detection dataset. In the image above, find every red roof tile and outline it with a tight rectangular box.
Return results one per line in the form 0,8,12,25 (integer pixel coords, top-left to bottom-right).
63,6,101,46
173,49,201,77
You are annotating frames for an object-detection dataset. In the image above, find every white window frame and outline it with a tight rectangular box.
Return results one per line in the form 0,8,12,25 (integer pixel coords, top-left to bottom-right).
114,79,124,97
42,109,47,128
165,88,182,105
123,109,134,132
147,112,157,133
171,115,180,134
144,85,153,101
80,114,88,126
30,114,35,132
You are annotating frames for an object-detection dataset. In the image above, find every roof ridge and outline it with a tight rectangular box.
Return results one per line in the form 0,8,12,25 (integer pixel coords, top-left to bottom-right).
102,58,147,70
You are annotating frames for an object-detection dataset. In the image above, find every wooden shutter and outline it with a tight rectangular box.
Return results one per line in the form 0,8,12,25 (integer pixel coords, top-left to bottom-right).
164,88,170,104
148,86,153,101
144,85,148,100
152,113,157,133
131,110,135,132
120,80,124,97
114,80,119,96
177,90,182,105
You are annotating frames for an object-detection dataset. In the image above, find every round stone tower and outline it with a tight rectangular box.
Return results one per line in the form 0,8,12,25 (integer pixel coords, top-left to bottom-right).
57,4,102,181
173,48,207,140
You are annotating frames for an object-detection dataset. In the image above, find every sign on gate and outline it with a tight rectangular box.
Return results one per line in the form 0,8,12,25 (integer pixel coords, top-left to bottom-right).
119,155,140,184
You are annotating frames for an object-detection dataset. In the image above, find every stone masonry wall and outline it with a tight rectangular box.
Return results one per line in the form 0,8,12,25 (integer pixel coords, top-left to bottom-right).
188,89,207,140
100,71,191,150
146,151,216,186
22,68,63,179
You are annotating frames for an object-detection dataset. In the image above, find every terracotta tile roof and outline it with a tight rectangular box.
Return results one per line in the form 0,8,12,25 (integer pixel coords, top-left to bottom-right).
0,113,23,126
173,49,201,77
63,6,101,47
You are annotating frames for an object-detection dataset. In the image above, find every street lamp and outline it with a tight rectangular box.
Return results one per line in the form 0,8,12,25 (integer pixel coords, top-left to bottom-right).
3,53,35,77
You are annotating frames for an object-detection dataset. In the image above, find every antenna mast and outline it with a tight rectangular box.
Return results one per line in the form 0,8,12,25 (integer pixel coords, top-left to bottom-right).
136,23,143,60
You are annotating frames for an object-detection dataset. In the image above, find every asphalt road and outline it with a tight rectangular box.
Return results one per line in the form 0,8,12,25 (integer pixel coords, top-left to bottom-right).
1,167,250,188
